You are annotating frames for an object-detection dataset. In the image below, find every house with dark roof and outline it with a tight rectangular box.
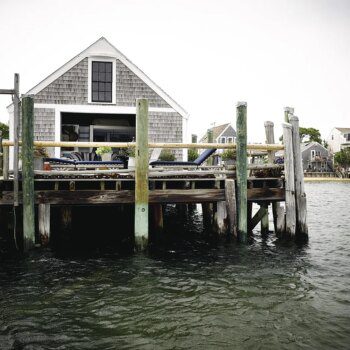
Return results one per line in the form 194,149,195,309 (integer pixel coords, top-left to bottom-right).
7,37,188,162
327,127,350,154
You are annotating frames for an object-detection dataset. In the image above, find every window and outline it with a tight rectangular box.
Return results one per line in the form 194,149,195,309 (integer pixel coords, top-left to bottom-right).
91,61,113,103
311,150,315,158
227,137,234,143
220,137,226,143
345,133,350,141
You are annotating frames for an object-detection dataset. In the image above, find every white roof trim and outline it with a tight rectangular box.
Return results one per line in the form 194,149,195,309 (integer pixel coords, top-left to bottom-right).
25,37,189,119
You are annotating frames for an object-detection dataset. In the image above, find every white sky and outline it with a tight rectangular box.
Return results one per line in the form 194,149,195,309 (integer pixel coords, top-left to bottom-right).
0,0,349,142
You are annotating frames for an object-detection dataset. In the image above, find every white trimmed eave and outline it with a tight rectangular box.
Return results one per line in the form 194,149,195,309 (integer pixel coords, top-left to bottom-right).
24,37,189,120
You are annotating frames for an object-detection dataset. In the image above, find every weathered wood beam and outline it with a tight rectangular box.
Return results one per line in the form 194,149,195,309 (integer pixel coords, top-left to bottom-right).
282,122,296,237
2,140,284,151
225,179,237,237
0,89,15,95
38,204,50,246
248,205,267,232
21,95,35,251
134,99,149,251
290,115,308,238
0,188,285,206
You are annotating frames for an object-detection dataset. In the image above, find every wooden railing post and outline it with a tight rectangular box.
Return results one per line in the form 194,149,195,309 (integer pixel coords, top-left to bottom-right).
207,129,213,166
134,98,149,251
289,115,308,239
236,102,248,242
282,122,296,237
22,95,35,251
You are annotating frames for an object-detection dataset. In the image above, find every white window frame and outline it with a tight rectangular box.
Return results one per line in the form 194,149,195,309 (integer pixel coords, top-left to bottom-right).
88,56,116,104
311,150,315,159
227,137,234,143
220,136,226,143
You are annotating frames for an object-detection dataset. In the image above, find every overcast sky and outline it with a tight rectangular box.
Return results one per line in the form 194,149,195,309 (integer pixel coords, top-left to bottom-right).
0,0,349,142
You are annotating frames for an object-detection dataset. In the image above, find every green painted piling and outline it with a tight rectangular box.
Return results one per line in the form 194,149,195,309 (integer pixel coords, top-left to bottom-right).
21,95,35,251
236,102,248,243
134,99,149,251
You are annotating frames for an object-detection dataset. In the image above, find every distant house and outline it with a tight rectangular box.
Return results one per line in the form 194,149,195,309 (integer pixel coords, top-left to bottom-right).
200,123,236,144
7,37,188,162
199,123,236,164
327,127,350,154
301,142,332,172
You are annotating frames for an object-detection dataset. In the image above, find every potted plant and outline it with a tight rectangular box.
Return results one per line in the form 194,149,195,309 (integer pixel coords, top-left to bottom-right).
221,149,235,166
96,146,112,161
159,149,176,161
34,147,49,170
20,147,49,170
127,145,136,168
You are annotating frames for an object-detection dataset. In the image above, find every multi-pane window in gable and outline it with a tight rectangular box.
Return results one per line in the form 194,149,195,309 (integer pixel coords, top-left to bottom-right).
92,61,113,102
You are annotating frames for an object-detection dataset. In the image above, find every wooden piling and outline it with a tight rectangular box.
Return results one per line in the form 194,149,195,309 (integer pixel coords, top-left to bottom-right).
21,95,35,251
38,204,50,246
13,73,20,207
134,98,149,251
264,121,284,234
289,115,308,238
260,203,269,234
236,102,248,242
282,122,296,237
284,107,294,122
3,145,9,180
214,180,227,234
225,179,237,237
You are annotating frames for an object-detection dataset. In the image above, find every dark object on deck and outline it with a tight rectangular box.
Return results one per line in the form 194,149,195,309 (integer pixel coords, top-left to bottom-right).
150,148,216,167
43,157,126,168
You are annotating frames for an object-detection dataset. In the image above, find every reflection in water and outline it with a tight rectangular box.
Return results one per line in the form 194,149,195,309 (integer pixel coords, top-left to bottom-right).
0,183,350,349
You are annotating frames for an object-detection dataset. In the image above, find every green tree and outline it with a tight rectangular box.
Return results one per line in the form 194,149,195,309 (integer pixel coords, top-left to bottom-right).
334,148,350,169
279,126,323,144
299,127,322,143
0,122,9,139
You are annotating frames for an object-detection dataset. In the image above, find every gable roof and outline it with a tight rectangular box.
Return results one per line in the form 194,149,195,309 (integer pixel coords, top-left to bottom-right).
24,37,188,119
334,127,350,133
301,141,328,153
199,123,235,142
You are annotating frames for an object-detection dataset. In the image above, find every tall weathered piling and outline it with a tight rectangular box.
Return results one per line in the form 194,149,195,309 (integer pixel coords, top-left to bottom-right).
236,102,248,242
134,98,149,251
21,95,35,251
282,122,296,237
13,73,20,207
289,115,308,238
264,121,284,234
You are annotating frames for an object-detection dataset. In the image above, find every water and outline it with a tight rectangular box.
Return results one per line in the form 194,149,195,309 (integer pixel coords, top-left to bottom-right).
0,183,349,349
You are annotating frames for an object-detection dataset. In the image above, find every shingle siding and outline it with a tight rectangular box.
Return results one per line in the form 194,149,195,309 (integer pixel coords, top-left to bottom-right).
32,56,182,158
34,59,88,104
115,60,170,108
34,58,171,108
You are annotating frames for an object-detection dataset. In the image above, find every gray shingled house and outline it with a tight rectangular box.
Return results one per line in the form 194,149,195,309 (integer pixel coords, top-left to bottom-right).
7,37,188,161
301,142,332,172
200,123,236,165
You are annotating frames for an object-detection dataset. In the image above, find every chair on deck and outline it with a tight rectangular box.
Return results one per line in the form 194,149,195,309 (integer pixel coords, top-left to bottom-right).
149,148,217,167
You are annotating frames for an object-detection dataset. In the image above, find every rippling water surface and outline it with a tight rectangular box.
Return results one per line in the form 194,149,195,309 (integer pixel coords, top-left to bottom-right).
0,183,349,349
